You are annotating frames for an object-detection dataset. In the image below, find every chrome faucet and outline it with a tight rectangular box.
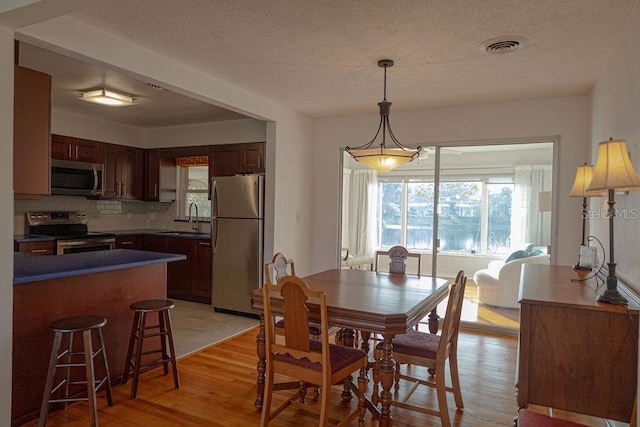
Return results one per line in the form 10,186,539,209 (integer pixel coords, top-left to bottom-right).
188,202,199,233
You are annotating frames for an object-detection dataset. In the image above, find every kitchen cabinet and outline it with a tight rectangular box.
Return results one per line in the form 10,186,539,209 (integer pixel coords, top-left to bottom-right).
143,149,177,202
210,142,265,178
191,239,213,301
115,235,143,250
103,144,144,199
143,235,212,304
15,240,55,256
51,134,103,163
210,144,238,177
209,142,265,198
14,65,51,196
236,142,265,174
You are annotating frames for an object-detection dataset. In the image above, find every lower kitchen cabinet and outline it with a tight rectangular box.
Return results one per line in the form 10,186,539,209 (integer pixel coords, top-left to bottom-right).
143,235,212,304
115,235,144,250
15,240,55,256
191,240,212,301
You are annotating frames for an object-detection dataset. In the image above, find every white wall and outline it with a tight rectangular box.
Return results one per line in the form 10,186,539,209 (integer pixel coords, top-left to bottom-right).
590,0,640,295
144,118,266,149
311,96,591,272
0,25,14,427
52,108,145,147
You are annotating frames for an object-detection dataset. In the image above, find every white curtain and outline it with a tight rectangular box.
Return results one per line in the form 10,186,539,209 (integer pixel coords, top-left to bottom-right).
511,165,552,248
343,169,378,259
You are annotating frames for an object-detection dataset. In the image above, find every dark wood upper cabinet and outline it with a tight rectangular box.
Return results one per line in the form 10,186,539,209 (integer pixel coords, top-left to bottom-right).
51,134,103,163
102,143,144,199
14,65,51,196
211,144,238,177
236,142,265,174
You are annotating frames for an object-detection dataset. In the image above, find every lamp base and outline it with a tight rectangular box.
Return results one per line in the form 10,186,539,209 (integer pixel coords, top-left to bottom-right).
596,289,628,305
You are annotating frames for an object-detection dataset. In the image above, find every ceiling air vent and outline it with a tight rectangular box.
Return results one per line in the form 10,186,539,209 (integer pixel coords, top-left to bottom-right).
480,36,527,54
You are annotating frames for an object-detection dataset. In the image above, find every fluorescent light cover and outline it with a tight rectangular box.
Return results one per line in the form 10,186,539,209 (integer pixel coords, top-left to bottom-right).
79,89,134,107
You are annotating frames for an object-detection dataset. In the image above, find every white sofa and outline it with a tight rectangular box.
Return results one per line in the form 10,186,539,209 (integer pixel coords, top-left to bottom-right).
473,254,550,308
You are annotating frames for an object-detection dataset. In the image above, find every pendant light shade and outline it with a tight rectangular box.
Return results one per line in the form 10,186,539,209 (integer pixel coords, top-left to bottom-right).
345,60,421,173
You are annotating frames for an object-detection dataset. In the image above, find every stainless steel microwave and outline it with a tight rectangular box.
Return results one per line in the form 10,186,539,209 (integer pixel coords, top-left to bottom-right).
50,159,104,196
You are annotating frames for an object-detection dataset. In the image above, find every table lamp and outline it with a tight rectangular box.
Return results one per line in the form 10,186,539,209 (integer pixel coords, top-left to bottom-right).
587,138,640,304
568,163,603,270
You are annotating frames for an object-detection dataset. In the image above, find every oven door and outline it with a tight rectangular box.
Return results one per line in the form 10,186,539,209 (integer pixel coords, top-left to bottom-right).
56,237,115,255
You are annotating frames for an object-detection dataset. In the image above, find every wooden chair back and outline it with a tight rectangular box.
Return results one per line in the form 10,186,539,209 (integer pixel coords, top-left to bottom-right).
374,245,421,275
437,270,466,360
264,252,295,285
263,274,328,365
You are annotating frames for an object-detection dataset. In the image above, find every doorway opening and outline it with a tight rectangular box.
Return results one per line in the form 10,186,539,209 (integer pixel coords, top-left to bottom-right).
341,139,556,334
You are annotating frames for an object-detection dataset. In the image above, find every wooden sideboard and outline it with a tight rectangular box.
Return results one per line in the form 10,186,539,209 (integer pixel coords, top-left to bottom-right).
517,264,638,423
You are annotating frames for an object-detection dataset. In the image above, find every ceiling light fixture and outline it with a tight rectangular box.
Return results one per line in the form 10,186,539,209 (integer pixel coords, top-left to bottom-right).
78,88,135,107
345,59,421,173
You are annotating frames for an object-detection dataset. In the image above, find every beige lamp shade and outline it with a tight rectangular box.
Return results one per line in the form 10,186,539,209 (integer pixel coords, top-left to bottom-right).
348,148,417,173
588,138,640,191
568,164,603,197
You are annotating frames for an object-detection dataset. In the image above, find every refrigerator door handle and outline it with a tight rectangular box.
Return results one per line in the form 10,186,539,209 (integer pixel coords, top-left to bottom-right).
212,218,219,251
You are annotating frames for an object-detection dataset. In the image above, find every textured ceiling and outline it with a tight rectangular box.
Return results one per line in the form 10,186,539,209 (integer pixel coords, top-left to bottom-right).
6,0,638,126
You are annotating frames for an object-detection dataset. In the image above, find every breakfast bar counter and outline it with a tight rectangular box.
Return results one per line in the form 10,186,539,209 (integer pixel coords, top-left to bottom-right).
12,249,185,426
14,248,186,284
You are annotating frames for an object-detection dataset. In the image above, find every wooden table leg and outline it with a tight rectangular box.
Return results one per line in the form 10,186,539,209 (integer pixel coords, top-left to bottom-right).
428,307,439,334
379,334,395,426
255,316,266,410
360,331,371,354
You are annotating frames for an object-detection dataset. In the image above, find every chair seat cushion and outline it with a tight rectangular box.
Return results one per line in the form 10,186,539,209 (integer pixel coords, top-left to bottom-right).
275,340,366,373
375,329,440,358
275,319,322,336
518,409,587,426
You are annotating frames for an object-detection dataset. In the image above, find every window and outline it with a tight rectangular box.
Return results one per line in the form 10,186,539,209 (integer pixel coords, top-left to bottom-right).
378,177,513,254
177,161,211,219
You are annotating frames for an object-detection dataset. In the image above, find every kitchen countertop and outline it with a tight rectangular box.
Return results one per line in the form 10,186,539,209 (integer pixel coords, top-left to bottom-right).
111,229,211,239
14,229,211,243
14,249,186,284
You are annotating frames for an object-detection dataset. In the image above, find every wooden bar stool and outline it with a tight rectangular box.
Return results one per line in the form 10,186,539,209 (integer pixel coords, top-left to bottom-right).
122,299,180,398
39,315,113,427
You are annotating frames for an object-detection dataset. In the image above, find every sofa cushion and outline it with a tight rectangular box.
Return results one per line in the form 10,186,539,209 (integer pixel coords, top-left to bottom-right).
505,249,528,263
505,243,536,263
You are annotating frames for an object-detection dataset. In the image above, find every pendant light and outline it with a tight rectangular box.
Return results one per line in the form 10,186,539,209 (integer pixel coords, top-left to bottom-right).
345,59,421,173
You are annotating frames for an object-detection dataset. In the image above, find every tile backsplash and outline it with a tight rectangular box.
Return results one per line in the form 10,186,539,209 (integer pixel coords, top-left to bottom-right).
14,195,208,235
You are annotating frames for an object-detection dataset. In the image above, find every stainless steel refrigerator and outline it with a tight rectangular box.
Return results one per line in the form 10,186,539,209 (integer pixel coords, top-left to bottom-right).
211,175,264,316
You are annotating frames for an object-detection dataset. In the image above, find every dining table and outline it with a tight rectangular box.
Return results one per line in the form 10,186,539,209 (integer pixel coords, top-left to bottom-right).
250,268,450,426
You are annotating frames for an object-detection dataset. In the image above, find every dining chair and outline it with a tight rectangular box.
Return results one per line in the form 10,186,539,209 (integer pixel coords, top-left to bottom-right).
265,252,322,339
372,270,467,427
261,274,368,426
374,245,421,275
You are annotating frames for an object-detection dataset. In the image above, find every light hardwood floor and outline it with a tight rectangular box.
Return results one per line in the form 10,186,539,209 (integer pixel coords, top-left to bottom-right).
25,327,608,426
